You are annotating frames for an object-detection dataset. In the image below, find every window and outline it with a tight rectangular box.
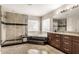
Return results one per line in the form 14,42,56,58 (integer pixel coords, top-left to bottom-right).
42,18,50,32
28,19,40,32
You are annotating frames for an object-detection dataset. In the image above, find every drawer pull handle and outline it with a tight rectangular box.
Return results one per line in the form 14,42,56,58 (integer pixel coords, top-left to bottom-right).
56,40,59,41
64,36,70,39
64,48,70,51
56,35,59,37
64,42,69,44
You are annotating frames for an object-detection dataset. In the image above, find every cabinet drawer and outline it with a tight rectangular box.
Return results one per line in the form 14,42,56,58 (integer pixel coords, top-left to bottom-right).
63,35,72,43
54,34,61,38
55,44,60,48
62,35,72,53
63,35,71,40
53,43,60,49
62,41,72,53
63,43,72,48
63,40,72,48
55,38,60,42
72,42,79,54
73,36,79,43
63,39,71,44
54,39,60,44
63,47,71,53
63,36,70,39
54,39,60,49
62,39,72,47
63,41,71,45
55,35,60,37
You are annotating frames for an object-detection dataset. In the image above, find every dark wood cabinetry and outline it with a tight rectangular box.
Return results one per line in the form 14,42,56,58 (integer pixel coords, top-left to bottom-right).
48,33,61,49
72,42,79,54
72,37,79,54
48,33,52,46
52,34,61,49
62,35,72,53
48,32,79,54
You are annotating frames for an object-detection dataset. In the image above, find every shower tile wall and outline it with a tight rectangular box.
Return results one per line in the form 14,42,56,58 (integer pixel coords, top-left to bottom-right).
5,12,28,40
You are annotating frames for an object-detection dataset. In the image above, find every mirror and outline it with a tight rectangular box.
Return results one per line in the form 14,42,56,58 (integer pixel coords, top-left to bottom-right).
53,18,67,32
53,17,79,33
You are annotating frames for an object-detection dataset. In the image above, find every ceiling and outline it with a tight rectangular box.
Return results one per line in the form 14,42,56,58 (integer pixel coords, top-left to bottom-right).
1,4,63,16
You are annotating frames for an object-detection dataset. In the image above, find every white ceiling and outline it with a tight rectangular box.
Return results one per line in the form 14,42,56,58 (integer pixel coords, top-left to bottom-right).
1,4,63,16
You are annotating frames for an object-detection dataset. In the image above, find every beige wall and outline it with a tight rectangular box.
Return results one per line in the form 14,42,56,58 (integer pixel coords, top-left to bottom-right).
67,7,79,32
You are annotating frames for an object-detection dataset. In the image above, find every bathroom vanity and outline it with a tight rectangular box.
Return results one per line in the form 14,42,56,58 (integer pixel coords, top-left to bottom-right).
48,32,79,54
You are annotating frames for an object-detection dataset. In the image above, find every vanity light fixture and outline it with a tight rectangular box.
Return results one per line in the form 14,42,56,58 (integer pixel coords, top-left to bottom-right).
60,4,79,13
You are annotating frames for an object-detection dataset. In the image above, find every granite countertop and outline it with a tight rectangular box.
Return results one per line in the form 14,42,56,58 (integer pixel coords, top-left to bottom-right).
49,32,79,36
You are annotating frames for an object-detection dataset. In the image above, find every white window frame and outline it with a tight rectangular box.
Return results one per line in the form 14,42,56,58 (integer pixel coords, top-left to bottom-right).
42,18,51,33
28,19,40,32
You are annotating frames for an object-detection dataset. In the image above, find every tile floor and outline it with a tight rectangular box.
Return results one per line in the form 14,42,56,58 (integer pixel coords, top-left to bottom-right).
1,43,64,54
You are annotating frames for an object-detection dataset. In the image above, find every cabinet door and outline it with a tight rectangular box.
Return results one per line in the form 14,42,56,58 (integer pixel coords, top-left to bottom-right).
48,33,61,49
48,36,52,45
54,38,60,49
62,35,72,53
48,33,52,45
52,34,61,49
72,36,79,54
72,42,79,54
